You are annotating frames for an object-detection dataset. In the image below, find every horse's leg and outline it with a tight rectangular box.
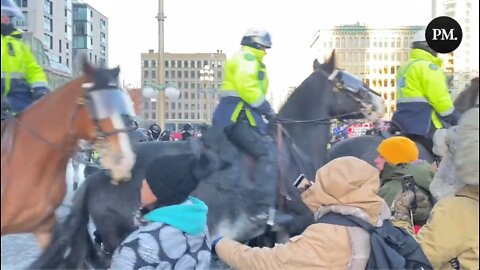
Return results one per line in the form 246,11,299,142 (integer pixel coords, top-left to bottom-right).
34,215,56,250
72,158,80,191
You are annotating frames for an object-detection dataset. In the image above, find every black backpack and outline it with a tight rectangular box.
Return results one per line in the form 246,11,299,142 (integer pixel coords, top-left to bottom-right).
317,213,433,270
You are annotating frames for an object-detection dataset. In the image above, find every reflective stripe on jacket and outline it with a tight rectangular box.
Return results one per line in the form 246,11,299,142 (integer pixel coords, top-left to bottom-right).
392,49,455,136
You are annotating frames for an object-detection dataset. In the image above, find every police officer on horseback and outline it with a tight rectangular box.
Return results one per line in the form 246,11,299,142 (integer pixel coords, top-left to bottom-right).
391,29,459,152
1,0,50,118
212,28,278,221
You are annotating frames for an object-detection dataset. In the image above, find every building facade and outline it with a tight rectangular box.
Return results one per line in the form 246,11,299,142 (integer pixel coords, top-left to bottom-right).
310,24,424,119
432,0,479,97
14,0,74,87
72,0,108,77
140,50,226,131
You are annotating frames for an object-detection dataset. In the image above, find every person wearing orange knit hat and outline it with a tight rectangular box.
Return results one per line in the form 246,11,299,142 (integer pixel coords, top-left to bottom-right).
374,136,435,229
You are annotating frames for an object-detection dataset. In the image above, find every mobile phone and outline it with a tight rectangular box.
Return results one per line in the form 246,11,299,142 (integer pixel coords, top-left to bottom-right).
401,175,417,212
293,174,311,189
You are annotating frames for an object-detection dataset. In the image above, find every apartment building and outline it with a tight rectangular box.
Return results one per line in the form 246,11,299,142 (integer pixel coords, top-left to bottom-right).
72,0,108,77
140,50,226,131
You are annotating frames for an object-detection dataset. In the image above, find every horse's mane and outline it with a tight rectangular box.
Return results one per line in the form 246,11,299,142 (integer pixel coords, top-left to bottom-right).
454,77,479,114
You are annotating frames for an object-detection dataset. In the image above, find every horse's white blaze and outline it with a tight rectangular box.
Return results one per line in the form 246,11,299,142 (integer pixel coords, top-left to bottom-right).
368,92,386,120
100,114,136,181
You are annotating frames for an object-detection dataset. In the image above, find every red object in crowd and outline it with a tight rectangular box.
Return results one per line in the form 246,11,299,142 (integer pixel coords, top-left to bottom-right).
171,132,182,141
414,225,422,234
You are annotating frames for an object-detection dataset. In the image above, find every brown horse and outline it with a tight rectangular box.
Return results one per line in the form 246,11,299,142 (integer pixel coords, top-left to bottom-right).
0,59,136,249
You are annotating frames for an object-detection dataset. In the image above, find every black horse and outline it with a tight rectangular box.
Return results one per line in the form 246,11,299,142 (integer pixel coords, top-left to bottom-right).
31,51,386,269
327,77,480,166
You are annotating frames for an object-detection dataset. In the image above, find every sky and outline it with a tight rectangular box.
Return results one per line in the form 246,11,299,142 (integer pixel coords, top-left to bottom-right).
84,0,432,105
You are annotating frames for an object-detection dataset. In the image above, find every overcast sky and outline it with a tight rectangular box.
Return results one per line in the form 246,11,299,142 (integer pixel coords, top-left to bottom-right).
84,0,432,102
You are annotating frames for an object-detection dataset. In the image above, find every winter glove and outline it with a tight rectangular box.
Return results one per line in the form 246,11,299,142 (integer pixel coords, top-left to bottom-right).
211,236,224,254
412,190,433,224
31,87,50,101
393,190,415,223
441,109,461,127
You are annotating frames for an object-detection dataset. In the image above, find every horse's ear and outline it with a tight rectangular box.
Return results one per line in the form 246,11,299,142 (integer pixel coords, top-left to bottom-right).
313,59,321,71
113,66,120,78
82,56,95,76
324,50,336,73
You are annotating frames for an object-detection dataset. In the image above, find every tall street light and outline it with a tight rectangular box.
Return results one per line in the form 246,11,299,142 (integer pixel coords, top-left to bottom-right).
156,0,167,129
143,83,180,125
199,64,215,122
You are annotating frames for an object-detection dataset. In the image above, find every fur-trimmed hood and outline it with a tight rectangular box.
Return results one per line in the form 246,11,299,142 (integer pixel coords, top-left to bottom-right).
455,108,479,186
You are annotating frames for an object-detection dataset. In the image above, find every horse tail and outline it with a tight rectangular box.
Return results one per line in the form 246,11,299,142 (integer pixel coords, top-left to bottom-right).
30,178,100,269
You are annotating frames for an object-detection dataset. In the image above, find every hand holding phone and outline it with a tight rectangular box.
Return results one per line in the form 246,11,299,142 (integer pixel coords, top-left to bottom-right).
293,174,313,192
401,175,417,221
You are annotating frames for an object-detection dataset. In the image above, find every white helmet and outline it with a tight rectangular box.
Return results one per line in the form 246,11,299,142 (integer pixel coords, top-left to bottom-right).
412,29,426,43
411,29,437,55
240,28,272,49
1,0,23,19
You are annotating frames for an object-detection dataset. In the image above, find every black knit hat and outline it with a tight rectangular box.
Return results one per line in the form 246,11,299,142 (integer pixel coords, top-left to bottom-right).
145,152,216,206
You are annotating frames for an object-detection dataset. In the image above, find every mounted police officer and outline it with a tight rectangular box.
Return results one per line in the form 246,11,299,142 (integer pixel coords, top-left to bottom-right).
1,0,50,118
392,29,459,153
212,27,277,221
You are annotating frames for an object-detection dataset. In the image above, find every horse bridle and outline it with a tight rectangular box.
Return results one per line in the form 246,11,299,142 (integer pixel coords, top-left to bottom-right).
3,82,134,155
274,68,381,125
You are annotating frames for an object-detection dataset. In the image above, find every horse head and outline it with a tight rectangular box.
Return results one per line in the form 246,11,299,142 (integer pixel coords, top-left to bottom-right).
277,50,385,170
75,58,136,182
313,50,385,121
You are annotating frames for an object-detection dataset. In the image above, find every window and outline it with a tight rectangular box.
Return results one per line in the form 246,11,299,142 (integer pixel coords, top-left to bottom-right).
183,92,188,99
144,60,149,67
184,82,188,89
390,91,395,100
191,83,195,89
151,112,156,120
391,66,395,74
191,113,195,119
165,71,169,78
44,0,52,15
191,71,195,79
384,79,388,87
177,61,182,68
94,55,97,64
100,19,106,30
144,70,149,78
184,113,188,119
15,0,28,7
43,34,53,50
177,71,182,79
66,58,69,67
217,71,222,80
184,71,188,78
44,16,52,32
151,70,156,78
100,32,106,44
165,60,169,68
184,60,188,68
151,60,156,67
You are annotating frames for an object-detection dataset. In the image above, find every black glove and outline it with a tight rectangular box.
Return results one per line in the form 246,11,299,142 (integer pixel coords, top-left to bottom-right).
441,109,461,126
265,112,276,122
31,88,49,101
